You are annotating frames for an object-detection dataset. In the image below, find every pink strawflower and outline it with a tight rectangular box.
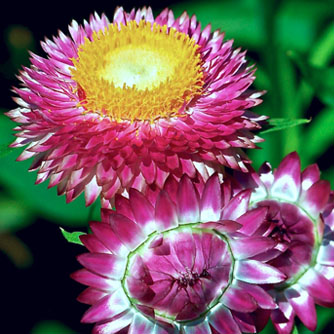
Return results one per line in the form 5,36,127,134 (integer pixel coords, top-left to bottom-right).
72,174,284,334
7,7,265,207
234,152,334,334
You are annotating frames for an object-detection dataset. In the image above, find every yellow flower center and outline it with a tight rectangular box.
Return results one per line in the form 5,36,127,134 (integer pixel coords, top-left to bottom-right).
70,20,204,123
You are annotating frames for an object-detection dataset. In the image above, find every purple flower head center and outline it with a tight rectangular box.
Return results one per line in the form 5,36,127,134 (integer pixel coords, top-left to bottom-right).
257,200,316,279
125,228,232,322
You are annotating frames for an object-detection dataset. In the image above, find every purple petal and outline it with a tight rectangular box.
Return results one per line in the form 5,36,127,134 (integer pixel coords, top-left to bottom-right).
77,287,108,305
200,174,222,222
77,253,126,279
229,237,276,259
90,221,128,256
183,320,212,334
300,180,331,218
177,175,200,223
301,164,320,192
285,287,317,331
232,312,256,333
209,304,241,334
222,190,251,220
108,212,146,250
82,289,130,323
92,310,134,334
237,281,276,309
271,152,301,202
235,259,286,284
298,268,334,303
155,190,179,231
71,269,115,290
222,286,257,312
237,207,268,236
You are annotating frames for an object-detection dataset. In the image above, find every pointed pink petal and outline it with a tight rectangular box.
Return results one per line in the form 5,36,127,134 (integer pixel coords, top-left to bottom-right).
129,188,156,234
271,152,301,202
155,190,179,231
298,268,334,303
300,180,331,218
93,310,134,334
200,174,222,222
77,287,108,305
128,312,155,334
79,234,110,253
77,253,126,279
222,286,257,312
222,190,251,220
285,287,317,331
230,237,276,259
177,175,200,223
237,282,276,309
237,207,268,236
71,269,115,290
90,221,128,256
108,212,146,250
209,304,241,334
82,289,130,323
183,320,212,334
301,164,320,192
235,259,286,284
115,194,135,221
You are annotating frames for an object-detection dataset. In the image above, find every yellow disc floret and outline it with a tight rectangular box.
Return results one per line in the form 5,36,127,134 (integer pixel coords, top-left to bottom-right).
71,20,204,123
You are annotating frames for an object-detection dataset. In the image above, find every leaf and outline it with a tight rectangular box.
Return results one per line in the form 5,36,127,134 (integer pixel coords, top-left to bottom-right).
31,320,76,334
302,108,334,161
292,326,299,334
288,50,334,107
0,142,15,158
60,227,85,245
259,118,311,134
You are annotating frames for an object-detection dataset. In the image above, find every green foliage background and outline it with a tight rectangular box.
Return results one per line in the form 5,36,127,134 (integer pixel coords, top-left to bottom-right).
0,0,333,333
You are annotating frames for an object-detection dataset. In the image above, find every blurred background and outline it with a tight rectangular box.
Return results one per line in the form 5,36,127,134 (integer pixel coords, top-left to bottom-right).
0,0,333,333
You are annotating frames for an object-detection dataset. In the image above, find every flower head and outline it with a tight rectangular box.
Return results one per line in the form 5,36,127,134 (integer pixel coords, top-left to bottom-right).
72,174,284,334
234,152,334,334
7,7,265,207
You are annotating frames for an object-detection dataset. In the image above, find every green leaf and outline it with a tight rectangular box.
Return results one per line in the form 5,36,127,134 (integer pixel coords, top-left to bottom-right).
259,118,311,134
60,227,85,245
0,142,15,158
292,326,299,334
288,50,334,107
302,108,334,162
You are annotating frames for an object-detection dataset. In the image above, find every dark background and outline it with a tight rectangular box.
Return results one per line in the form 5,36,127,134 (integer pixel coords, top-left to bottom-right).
1,1,333,333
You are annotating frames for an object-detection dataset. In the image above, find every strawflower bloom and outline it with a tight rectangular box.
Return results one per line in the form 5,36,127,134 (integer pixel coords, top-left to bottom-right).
72,174,285,334
234,152,334,334
7,7,265,207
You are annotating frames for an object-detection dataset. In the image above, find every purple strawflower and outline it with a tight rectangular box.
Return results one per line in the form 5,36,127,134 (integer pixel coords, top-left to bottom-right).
235,152,334,334
72,174,284,334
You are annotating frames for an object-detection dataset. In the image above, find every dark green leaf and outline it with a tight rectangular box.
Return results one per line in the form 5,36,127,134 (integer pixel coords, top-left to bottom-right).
288,50,334,107
0,142,15,158
31,320,76,334
60,227,85,245
259,118,311,134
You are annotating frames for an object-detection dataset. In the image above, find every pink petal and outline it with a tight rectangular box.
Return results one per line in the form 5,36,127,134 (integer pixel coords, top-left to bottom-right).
155,190,179,231
79,234,110,253
200,174,222,222
71,269,115,290
300,180,331,218
77,287,108,305
209,304,241,334
232,312,256,333
235,259,286,284
128,312,155,334
77,253,126,279
129,188,156,234
177,175,200,223
229,237,276,260
90,221,128,256
183,320,212,334
222,190,251,220
108,211,146,250
301,164,320,192
222,286,257,312
237,207,268,236
285,287,317,331
93,310,134,334
298,268,334,303
271,152,301,202
82,289,130,323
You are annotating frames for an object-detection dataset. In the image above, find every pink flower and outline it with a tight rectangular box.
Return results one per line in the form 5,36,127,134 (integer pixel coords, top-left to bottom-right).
72,174,284,334
7,7,265,207
234,152,334,334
